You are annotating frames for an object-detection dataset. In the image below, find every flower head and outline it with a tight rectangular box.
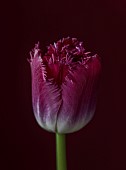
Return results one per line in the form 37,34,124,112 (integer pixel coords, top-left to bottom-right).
28,37,101,134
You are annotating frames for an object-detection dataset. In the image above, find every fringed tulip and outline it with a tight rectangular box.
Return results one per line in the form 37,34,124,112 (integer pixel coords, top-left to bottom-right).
28,37,101,134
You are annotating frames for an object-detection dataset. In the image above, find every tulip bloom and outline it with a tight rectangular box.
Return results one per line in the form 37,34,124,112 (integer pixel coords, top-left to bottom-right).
29,37,101,134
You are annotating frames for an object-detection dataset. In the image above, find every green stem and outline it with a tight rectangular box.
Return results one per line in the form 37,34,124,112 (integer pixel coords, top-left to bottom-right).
56,133,67,170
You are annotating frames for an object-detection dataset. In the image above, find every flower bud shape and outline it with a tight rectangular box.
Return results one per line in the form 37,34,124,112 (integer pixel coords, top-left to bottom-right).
28,37,101,134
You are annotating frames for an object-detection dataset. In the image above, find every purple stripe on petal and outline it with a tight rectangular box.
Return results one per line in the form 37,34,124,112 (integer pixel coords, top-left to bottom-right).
34,81,62,132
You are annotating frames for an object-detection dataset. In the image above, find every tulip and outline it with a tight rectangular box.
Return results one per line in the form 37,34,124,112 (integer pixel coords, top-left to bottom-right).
28,37,101,170
29,37,101,133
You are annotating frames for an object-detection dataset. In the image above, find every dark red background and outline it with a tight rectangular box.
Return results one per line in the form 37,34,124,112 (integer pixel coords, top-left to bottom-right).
2,0,126,170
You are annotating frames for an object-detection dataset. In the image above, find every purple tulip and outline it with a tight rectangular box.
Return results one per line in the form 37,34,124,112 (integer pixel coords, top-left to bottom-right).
29,37,101,134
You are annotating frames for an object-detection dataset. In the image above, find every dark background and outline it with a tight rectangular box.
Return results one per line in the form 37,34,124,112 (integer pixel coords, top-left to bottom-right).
2,0,126,170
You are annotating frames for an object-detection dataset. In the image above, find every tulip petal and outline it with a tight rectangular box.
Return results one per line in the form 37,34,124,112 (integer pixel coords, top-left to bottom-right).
30,47,62,132
57,55,101,133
